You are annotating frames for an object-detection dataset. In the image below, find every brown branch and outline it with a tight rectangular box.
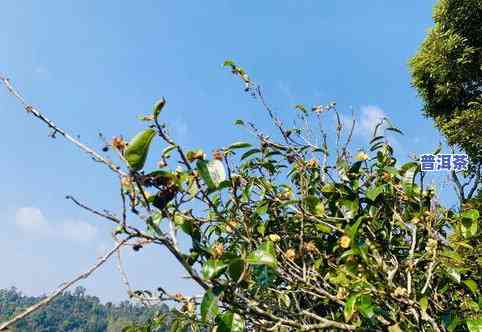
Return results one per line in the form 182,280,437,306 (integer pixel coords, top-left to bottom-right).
0,238,130,331
0,76,127,177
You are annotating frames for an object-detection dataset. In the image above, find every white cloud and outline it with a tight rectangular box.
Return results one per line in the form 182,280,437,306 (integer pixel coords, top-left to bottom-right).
59,220,98,243
34,65,51,78
338,105,403,152
15,207,97,244
356,105,387,137
277,80,295,104
15,207,51,235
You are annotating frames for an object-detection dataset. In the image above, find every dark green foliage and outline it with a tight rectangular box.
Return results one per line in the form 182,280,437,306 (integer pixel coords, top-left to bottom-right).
0,287,169,332
410,0,482,161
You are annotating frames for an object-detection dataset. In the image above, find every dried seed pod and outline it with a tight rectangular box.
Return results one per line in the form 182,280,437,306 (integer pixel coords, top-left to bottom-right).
285,248,296,261
211,242,225,259
112,136,126,152
152,186,177,210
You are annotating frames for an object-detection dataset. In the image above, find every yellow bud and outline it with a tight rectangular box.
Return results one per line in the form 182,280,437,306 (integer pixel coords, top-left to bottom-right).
211,242,224,259
285,248,296,261
268,234,281,242
355,151,369,161
340,235,351,249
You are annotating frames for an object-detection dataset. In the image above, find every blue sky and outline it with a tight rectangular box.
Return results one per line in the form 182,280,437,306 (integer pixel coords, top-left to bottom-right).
0,1,452,303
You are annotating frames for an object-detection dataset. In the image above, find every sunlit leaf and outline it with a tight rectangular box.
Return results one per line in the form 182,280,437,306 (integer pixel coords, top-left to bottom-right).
366,186,384,201
201,289,219,322
344,293,360,321
466,318,482,332
217,311,245,332
463,279,479,295
247,241,277,268
124,129,156,171
202,259,228,280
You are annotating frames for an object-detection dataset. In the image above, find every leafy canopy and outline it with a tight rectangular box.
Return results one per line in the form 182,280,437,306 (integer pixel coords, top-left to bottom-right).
410,0,482,161
115,62,482,331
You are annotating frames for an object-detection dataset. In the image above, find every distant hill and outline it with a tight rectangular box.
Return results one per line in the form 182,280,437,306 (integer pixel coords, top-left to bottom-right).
0,287,170,332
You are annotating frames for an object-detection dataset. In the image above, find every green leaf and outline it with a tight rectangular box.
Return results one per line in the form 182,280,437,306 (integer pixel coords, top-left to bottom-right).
241,148,261,160
370,135,384,145
217,311,245,332
228,141,252,150
467,319,482,332
339,199,359,219
419,296,428,312
201,289,219,322
234,119,245,126
461,209,480,221
202,259,228,280
223,60,236,68
253,265,276,287
228,259,245,282
461,217,478,238
386,127,404,135
247,241,277,268
346,216,364,240
124,129,156,171
161,145,177,158
463,279,480,295
153,97,166,118
305,196,325,216
366,185,383,201
446,267,461,283
358,295,375,319
344,293,360,321
207,160,226,187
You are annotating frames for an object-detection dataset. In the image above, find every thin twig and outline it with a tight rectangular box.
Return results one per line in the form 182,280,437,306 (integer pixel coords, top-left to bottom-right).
0,238,130,331
0,76,126,177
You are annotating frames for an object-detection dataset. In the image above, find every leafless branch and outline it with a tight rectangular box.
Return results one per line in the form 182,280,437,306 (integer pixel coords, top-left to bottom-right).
0,76,127,177
0,238,130,331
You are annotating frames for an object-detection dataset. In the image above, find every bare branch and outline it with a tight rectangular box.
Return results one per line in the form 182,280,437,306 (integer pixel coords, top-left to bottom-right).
0,238,130,331
0,76,127,177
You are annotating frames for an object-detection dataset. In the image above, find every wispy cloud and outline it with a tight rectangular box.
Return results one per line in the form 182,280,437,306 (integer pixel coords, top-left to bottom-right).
15,207,97,244
277,80,296,105
356,105,387,137
33,65,51,79
338,105,403,153
340,105,392,138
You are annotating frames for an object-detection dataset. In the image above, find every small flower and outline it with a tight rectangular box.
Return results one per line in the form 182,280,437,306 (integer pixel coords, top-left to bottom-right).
121,176,133,189
181,300,195,313
355,151,369,161
111,136,126,152
426,238,438,256
268,234,281,242
285,248,296,261
174,293,185,302
382,172,392,181
336,287,348,300
211,242,224,259
306,159,319,169
225,219,238,233
393,287,407,297
157,160,167,168
304,241,319,254
340,235,351,249
279,188,292,201
186,150,205,162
